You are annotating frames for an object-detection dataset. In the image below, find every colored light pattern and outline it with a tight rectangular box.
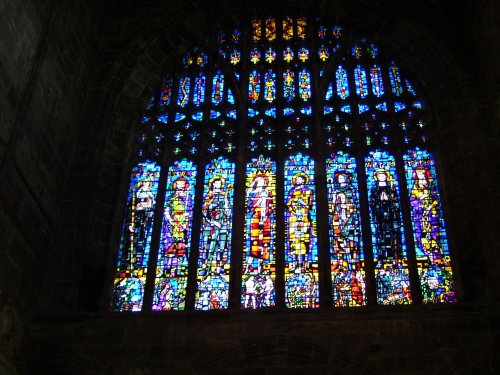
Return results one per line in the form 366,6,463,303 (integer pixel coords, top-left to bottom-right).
197,53,208,67
249,71,261,103
230,50,241,65
298,47,309,62
153,160,197,311
182,54,193,67
354,65,368,98
193,73,206,107
177,75,190,107
326,83,334,101
318,25,326,39
283,17,293,40
358,104,370,114
367,43,379,58
160,78,172,107
284,153,319,308
336,66,350,99
394,102,406,112
158,114,168,124
370,65,384,97
403,149,456,303
299,69,311,101
352,45,362,59
223,90,232,106
266,18,276,41
252,18,261,41
376,102,388,111
250,48,261,64
265,48,276,63
332,26,342,38
389,65,403,96
327,152,366,307
242,156,277,309
283,69,295,102
112,162,161,312
195,157,235,310
283,46,294,63
406,79,416,96
264,70,276,103
297,17,306,39
211,72,224,105
318,45,329,61
365,150,411,305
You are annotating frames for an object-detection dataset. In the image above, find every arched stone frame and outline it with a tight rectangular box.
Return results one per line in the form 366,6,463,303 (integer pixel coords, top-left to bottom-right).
40,2,499,313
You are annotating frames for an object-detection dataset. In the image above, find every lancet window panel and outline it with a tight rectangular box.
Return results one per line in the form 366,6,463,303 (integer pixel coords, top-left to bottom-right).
111,15,457,312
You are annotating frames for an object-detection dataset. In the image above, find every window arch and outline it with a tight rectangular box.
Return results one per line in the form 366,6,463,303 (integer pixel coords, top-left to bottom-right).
111,16,456,312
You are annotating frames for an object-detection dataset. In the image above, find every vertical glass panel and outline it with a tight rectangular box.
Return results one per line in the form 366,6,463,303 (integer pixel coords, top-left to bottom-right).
177,75,191,107
283,69,295,102
193,73,206,107
211,72,224,105
266,18,276,41
404,149,456,303
297,17,306,39
249,71,261,103
242,156,277,309
160,78,173,107
250,48,261,64
318,45,329,61
325,83,334,101
354,65,368,98
299,69,311,101
252,18,261,41
327,152,367,306
265,48,276,63
389,64,403,96
153,160,197,311
195,157,236,310
283,46,294,63
230,50,241,65
284,153,319,308
283,17,293,40
264,70,276,103
298,47,309,62
370,65,385,97
336,65,350,99
112,162,161,312
365,150,412,305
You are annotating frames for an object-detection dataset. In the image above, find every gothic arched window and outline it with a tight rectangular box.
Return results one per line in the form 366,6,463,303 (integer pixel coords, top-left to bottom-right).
111,16,457,312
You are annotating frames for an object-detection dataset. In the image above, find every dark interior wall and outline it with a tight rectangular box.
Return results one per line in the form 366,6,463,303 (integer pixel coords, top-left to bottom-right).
0,0,108,362
0,0,498,374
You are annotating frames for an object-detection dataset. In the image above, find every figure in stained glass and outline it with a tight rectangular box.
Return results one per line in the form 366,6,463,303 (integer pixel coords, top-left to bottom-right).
200,176,232,273
330,171,360,261
161,177,193,276
409,166,447,265
245,174,274,274
286,172,314,272
369,169,402,260
125,175,155,270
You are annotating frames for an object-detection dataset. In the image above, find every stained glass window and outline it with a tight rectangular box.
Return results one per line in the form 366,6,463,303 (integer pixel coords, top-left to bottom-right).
365,150,411,305
404,149,456,303
113,162,161,312
153,160,197,311
336,66,350,99
113,15,456,313
327,152,366,306
195,157,235,310
284,153,319,308
242,156,277,309
354,65,368,98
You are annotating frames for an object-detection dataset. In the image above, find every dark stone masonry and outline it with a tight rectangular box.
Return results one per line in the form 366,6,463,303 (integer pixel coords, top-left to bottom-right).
0,0,498,373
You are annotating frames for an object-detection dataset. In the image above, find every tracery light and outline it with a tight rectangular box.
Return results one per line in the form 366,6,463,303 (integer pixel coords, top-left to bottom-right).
112,15,457,312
